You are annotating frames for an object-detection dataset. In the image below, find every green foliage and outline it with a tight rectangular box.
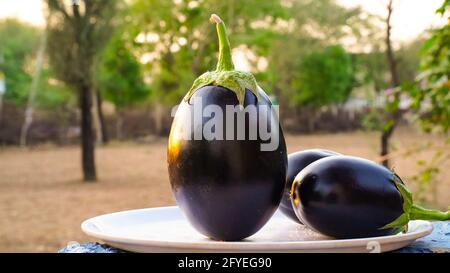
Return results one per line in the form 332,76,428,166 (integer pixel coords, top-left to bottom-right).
361,109,383,131
412,156,440,203
408,1,450,133
0,19,39,105
127,0,288,105
409,141,449,204
396,38,426,84
396,1,450,204
0,0,430,116
266,0,369,107
35,70,74,109
98,34,150,110
0,18,74,109
46,0,122,89
353,51,389,92
358,38,426,132
292,45,353,107
355,37,424,92
121,0,390,110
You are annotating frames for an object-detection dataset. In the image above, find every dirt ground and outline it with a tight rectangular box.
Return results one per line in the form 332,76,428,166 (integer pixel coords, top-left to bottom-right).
0,129,449,252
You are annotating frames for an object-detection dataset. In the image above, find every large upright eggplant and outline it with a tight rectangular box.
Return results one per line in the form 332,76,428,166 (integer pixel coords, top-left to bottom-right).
291,156,450,239
168,14,287,241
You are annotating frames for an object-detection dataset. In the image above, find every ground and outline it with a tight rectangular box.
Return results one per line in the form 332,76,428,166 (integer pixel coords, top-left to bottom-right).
0,129,449,252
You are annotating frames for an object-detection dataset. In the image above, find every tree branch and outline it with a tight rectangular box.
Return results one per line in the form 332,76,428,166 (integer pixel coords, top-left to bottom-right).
47,0,72,23
385,0,399,87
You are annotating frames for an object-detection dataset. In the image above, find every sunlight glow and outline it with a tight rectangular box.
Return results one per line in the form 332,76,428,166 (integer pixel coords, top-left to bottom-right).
0,0,446,44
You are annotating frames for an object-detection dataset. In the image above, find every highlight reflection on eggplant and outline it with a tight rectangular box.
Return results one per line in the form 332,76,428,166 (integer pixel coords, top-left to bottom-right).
168,14,287,241
280,149,340,223
291,156,450,239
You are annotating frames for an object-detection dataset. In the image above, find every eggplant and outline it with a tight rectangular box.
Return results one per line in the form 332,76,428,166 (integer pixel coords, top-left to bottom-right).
280,149,340,223
291,155,450,239
168,14,287,241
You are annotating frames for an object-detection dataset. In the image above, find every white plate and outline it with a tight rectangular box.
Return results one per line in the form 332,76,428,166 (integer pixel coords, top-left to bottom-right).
81,206,432,253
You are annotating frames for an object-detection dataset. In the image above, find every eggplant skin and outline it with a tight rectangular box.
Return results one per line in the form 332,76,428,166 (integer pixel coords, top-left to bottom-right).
168,85,287,241
280,150,340,223
291,156,404,239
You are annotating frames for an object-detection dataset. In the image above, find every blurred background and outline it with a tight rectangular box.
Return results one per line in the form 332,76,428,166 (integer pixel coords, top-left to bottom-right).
0,0,449,252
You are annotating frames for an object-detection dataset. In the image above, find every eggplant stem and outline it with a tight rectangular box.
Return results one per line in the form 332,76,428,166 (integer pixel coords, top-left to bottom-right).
210,14,234,72
409,204,450,221
185,14,258,105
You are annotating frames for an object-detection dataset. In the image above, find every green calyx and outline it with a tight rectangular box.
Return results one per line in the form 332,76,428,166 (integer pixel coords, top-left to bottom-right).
184,14,259,106
382,174,450,233
382,175,413,232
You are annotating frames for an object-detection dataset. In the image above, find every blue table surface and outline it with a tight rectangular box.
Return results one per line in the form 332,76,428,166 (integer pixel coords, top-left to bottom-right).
60,221,450,253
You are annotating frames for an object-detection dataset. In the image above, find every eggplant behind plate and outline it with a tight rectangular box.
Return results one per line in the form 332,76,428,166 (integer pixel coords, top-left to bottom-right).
291,156,450,239
279,149,340,223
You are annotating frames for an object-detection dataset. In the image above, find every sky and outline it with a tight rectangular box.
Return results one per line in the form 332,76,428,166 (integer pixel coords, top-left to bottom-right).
338,0,446,42
0,0,447,42
0,0,45,26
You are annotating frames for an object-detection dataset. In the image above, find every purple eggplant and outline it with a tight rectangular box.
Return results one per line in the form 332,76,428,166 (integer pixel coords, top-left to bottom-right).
291,155,450,238
280,149,340,223
168,14,287,241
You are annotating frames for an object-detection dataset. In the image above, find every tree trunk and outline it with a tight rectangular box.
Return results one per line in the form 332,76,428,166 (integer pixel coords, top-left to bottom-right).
385,0,400,89
91,89,102,144
154,104,165,135
116,110,123,140
0,94,3,125
0,53,4,125
381,127,393,167
80,85,97,181
306,107,318,132
92,88,108,145
96,89,108,144
380,0,400,168
20,31,46,146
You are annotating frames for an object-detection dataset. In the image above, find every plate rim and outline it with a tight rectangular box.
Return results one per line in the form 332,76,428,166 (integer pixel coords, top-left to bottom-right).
81,206,433,251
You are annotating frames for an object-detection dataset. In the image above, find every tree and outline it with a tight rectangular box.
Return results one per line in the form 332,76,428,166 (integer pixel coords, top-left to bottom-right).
0,18,73,133
379,0,402,168
293,45,353,106
0,19,40,106
98,33,150,139
94,88,108,144
291,45,353,130
0,54,4,123
265,0,368,110
409,0,450,132
127,0,288,105
46,0,120,181
389,0,450,204
20,30,47,146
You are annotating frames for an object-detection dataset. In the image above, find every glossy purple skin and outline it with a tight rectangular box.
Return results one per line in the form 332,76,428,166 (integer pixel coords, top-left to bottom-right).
168,85,287,241
291,156,404,239
279,149,340,223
